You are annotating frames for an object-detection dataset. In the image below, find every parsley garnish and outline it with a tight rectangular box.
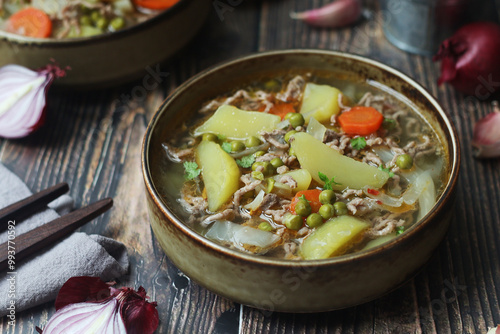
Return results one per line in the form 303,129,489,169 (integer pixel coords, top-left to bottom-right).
299,194,309,202
396,226,405,235
183,161,201,180
382,118,396,131
221,142,232,153
351,137,367,150
318,172,341,190
236,155,255,168
378,165,395,178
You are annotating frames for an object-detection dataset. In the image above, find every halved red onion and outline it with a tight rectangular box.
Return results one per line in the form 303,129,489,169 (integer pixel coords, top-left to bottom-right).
37,276,159,334
0,64,66,139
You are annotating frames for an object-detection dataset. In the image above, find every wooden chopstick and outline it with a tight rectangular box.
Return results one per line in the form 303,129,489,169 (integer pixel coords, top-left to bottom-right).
0,198,113,272
0,182,69,232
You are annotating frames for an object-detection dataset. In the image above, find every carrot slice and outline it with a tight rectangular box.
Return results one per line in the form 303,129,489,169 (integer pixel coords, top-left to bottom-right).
6,8,52,38
290,189,322,214
268,103,296,120
133,0,180,10
337,106,384,136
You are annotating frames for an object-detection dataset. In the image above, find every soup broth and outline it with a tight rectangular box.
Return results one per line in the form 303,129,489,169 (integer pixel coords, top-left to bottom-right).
158,74,447,260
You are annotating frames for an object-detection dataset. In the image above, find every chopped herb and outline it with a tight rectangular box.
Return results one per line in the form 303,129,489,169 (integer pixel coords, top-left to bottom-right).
396,226,405,235
318,172,341,190
299,194,309,202
351,137,367,150
183,161,201,180
382,118,396,130
221,141,232,153
236,155,255,168
378,165,395,178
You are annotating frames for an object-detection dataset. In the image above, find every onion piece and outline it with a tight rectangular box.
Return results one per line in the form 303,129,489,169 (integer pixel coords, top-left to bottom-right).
486,325,500,334
416,171,436,221
37,277,158,334
229,142,270,159
362,186,403,207
290,0,362,28
433,22,500,95
472,104,500,158
243,189,265,210
401,170,433,205
205,220,280,249
0,63,66,139
306,116,327,141
371,147,395,164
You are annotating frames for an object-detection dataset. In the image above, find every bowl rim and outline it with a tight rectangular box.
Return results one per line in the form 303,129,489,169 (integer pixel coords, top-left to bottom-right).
142,48,461,268
0,0,195,46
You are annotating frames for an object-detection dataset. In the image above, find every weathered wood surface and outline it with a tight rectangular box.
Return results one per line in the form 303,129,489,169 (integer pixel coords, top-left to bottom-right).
1,1,500,333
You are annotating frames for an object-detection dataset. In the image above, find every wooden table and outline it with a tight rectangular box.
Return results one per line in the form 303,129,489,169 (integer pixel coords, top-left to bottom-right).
2,1,500,333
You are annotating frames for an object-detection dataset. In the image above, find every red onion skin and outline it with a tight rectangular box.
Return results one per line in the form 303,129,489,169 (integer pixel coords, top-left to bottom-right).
433,22,500,96
291,0,362,28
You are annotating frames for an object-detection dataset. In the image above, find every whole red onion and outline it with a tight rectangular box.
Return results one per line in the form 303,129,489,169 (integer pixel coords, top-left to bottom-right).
433,21,500,96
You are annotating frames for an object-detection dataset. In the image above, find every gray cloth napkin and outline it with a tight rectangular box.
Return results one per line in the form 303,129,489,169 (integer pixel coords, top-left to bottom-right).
0,164,129,316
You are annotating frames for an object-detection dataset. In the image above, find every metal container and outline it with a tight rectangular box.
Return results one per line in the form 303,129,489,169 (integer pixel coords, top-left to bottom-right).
380,0,469,56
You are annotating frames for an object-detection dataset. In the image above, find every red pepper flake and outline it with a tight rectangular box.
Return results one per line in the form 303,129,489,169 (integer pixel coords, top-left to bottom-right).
367,188,379,196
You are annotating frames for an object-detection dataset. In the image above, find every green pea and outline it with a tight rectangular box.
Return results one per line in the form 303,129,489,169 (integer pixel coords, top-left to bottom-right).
202,133,218,142
306,213,324,228
245,136,261,148
270,157,284,169
294,200,312,217
318,204,335,220
264,79,281,91
230,141,245,152
266,178,275,193
79,15,92,26
284,214,303,230
396,154,413,169
288,113,305,128
319,190,335,204
252,161,264,171
333,201,348,216
251,171,264,180
95,17,108,30
253,150,265,157
284,130,297,143
90,10,101,22
284,112,295,121
109,17,125,31
258,221,274,232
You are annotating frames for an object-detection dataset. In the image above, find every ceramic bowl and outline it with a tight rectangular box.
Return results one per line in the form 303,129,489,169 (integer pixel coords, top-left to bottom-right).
141,49,460,312
0,0,210,88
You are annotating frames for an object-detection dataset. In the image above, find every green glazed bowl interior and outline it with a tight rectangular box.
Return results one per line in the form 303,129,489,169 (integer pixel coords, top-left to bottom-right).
142,49,460,312
0,0,210,87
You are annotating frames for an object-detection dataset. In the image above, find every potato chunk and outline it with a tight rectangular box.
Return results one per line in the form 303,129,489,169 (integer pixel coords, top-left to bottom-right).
272,169,312,193
194,105,281,140
290,132,389,190
196,140,241,212
300,83,342,123
300,215,370,260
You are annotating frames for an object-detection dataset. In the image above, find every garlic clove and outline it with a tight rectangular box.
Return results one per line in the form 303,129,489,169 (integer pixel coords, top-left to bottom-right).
290,0,362,28
472,104,500,158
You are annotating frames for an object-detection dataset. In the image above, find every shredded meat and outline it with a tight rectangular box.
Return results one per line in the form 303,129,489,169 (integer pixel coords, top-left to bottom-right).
277,75,305,102
260,130,289,150
233,180,263,207
201,209,236,227
277,175,297,189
